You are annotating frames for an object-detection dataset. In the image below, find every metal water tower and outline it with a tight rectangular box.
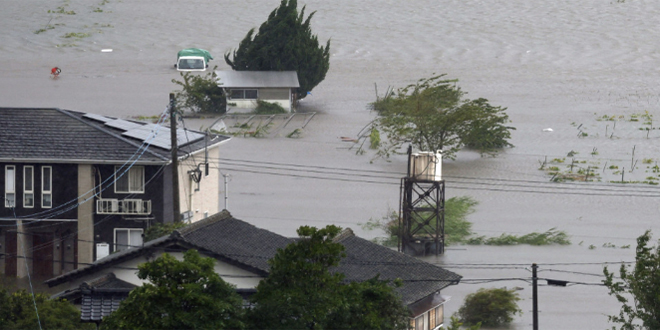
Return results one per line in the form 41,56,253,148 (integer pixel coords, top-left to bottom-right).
399,147,445,256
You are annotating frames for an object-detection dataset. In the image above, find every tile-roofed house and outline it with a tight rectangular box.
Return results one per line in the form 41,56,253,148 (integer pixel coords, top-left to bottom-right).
52,273,135,325
46,210,460,329
0,107,230,279
215,71,300,113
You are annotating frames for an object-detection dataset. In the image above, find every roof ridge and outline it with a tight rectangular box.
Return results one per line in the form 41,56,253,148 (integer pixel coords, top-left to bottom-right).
56,108,170,161
333,228,355,242
175,209,233,236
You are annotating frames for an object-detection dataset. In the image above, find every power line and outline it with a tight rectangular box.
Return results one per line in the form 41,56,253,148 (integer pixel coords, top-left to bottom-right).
212,159,660,197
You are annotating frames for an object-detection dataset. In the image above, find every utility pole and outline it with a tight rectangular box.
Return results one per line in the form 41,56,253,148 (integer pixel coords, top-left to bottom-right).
223,173,229,210
170,93,181,222
532,263,538,330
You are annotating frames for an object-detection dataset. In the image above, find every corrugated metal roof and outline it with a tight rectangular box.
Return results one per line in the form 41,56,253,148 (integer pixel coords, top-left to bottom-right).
215,71,300,88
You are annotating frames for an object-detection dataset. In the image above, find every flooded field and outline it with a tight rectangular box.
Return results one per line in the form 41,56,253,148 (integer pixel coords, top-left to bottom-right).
3,0,660,328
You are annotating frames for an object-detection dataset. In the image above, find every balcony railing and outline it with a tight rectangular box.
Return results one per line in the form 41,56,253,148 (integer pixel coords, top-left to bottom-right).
96,199,151,215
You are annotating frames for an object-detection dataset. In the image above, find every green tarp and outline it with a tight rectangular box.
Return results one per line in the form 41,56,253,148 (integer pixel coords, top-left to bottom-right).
177,48,213,62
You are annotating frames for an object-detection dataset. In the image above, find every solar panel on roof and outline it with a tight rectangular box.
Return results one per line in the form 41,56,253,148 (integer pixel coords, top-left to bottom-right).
119,123,204,150
83,113,111,123
105,119,142,131
176,128,204,145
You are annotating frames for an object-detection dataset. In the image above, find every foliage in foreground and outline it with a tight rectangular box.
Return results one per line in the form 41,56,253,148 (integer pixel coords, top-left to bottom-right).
225,0,330,100
457,288,522,327
171,70,226,113
101,250,245,330
445,315,481,330
247,225,410,330
362,196,570,246
603,230,660,330
0,289,94,330
371,75,514,160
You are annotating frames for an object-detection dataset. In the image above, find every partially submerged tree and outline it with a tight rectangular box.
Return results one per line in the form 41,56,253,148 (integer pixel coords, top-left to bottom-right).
603,230,660,329
171,70,225,114
101,250,245,330
247,225,409,330
371,75,515,160
225,0,330,99
457,287,521,327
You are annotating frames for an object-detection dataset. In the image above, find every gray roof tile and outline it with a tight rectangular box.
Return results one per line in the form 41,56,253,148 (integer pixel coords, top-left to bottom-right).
47,211,461,307
0,108,229,163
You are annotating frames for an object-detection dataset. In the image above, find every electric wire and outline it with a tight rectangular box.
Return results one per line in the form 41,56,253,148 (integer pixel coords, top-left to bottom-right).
211,159,660,197
0,108,170,223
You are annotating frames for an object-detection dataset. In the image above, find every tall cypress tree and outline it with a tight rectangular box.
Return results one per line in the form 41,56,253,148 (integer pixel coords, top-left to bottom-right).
225,0,330,100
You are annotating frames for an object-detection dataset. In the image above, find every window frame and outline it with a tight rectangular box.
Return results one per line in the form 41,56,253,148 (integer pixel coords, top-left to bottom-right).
229,89,258,100
114,166,145,194
42,166,52,208
23,166,34,208
113,228,144,252
5,165,16,208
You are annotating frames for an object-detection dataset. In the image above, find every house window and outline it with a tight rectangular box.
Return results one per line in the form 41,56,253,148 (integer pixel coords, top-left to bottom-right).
114,228,143,252
115,166,145,193
434,305,444,327
415,313,426,330
230,89,258,99
5,165,15,208
42,166,52,208
24,166,34,208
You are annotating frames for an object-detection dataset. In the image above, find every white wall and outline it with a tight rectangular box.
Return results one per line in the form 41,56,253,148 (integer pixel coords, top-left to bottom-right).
177,146,221,223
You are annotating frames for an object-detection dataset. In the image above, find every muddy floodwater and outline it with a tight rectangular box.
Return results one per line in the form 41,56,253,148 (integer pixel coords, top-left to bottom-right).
3,0,660,328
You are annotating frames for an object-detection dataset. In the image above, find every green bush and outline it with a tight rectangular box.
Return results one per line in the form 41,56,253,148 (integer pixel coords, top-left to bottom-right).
0,289,95,330
144,222,186,242
172,70,226,114
254,100,287,114
457,288,522,327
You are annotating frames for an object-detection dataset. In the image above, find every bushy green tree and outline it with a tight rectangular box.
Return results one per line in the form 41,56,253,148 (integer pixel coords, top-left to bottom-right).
457,288,521,327
143,221,186,242
371,75,514,160
101,250,244,330
603,230,660,329
247,225,409,330
0,289,93,330
329,277,410,330
224,0,330,99
171,70,226,113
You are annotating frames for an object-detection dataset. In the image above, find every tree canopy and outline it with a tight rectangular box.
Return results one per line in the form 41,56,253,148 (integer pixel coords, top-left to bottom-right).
171,70,226,114
224,0,330,99
456,287,521,327
0,289,94,330
603,230,660,330
246,225,410,330
101,250,245,330
371,75,515,160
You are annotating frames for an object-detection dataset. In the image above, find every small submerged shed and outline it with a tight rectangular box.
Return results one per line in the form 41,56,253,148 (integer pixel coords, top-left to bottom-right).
215,70,299,113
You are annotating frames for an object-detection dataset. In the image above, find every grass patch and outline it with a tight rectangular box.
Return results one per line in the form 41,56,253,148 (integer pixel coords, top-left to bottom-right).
34,25,55,34
49,6,76,15
466,228,570,246
62,32,91,38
